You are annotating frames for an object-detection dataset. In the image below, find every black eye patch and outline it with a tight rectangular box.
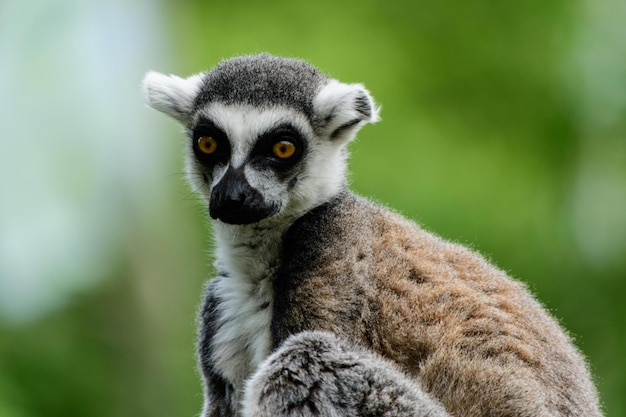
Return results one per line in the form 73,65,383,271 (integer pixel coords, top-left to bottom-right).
249,124,307,171
191,119,230,165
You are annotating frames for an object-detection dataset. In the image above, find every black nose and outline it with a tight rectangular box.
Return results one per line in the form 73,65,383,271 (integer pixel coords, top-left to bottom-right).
209,167,278,225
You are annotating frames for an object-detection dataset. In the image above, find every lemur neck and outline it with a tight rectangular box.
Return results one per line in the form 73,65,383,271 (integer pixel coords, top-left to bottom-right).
212,216,296,282
210,189,347,281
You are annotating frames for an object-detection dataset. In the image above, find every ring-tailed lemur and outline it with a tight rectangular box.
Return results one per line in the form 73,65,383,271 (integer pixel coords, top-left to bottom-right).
143,54,602,417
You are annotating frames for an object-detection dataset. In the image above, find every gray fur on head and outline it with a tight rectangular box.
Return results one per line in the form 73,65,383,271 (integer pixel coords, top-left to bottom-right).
242,331,450,417
194,54,326,119
142,54,379,132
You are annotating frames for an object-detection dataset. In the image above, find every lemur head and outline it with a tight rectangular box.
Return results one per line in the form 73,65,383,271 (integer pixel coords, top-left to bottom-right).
143,54,379,225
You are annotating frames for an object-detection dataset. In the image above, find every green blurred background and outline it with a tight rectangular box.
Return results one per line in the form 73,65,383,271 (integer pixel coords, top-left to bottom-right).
1,0,624,416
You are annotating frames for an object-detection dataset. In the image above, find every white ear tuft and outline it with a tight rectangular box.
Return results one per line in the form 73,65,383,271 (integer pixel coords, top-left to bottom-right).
142,71,205,124
313,80,380,143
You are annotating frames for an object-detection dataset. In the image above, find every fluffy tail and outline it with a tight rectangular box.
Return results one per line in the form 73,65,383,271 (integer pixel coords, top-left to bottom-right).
242,331,451,417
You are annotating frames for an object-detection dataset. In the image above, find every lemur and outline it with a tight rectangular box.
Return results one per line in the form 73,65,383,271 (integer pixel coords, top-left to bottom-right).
143,54,602,417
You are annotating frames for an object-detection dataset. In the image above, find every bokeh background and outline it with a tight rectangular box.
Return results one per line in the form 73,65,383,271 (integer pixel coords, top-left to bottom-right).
1,0,624,416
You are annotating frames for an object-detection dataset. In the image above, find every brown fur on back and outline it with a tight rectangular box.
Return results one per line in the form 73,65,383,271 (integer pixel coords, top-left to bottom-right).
272,192,602,417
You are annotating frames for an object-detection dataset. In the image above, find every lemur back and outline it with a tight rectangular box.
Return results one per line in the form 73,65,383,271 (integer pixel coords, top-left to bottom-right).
143,54,603,417
272,192,600,416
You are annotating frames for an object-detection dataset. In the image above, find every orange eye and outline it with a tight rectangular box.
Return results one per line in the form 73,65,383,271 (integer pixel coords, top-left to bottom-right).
197,136,217,154
272,140,296,159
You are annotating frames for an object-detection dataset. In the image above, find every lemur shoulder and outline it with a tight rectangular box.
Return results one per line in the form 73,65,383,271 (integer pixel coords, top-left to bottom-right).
143,54,603,417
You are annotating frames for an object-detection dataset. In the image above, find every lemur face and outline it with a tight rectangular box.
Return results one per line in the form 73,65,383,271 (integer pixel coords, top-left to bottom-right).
143,54,379,225
187,103,315,225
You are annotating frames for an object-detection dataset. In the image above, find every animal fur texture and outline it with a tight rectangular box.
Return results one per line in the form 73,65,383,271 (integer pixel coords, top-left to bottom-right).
242,331,450,417
142,54,603,417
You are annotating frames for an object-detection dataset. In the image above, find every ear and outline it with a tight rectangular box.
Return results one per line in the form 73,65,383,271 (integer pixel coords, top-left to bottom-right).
313,80,380,143
142,71,205,124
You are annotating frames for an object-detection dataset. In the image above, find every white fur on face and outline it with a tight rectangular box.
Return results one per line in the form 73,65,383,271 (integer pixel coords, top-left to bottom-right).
144,73,381,225
196,103,312,169
186,103,351,221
